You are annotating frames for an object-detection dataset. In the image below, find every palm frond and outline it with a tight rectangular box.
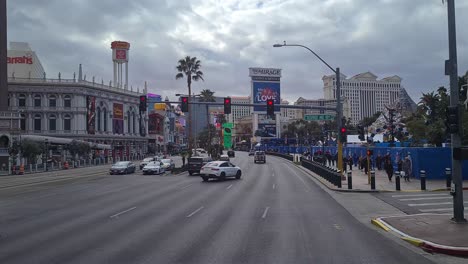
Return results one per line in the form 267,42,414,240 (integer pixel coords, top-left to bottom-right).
175,73,184,80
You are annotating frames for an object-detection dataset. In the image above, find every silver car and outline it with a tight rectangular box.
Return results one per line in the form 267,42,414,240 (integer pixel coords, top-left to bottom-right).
142,161,165,175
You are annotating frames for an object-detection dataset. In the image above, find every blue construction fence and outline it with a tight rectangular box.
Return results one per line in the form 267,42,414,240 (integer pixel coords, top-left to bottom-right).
259,145,467,180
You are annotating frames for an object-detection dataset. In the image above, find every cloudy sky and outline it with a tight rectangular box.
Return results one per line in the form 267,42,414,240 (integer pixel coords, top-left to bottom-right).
7,0,468,103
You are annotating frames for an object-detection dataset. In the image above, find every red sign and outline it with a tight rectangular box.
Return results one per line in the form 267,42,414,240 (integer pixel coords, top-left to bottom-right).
113,103,124,119
111,41,130,49
115,49,127,60
7,56,33,64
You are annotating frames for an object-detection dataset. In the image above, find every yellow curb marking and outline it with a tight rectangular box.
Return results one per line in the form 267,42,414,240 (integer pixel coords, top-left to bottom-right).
371,219,390,232
402,236,424,247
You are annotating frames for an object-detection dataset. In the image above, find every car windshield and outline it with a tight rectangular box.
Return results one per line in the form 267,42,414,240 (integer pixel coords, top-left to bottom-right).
161,159,171,163
146,161,158,166
114,162,128,166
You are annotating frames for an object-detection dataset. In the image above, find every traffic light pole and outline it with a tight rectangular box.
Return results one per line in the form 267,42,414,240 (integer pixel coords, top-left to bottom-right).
336,68,344,175
446,0,465,223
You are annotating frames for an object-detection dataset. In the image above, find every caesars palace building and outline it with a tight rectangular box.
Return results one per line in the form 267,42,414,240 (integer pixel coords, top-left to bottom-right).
6,42,149,160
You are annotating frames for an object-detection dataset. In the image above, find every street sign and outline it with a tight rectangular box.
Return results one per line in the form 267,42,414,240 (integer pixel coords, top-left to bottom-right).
304,114,335,121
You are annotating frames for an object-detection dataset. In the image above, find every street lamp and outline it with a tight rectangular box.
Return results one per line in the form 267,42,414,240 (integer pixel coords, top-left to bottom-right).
273,41,344,173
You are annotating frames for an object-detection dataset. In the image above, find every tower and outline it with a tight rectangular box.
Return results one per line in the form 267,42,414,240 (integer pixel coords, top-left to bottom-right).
111,41,130,89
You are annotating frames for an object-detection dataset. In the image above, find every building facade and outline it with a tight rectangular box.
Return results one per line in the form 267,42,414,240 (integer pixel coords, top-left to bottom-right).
229,96,251,123
7,73,149,160
323,71,403,124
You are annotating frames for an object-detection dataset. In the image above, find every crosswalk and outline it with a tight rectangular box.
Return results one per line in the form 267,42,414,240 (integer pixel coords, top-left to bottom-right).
390,192,467,214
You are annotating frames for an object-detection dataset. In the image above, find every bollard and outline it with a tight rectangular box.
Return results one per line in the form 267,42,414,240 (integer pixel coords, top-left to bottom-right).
51,163,54,170
370,170,376,190
44,163,47,172
347,171,352,190
420,170,426,191
445,168,451,188
395,171,401,191
29,164,32,173
337,172,342,188
35,164,38,172
78,160,81,167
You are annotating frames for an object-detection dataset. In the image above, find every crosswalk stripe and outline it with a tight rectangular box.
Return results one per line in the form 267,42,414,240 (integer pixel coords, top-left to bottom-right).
399,197,452,201
419,208,453,212
391,193,449,198
409,201,468,207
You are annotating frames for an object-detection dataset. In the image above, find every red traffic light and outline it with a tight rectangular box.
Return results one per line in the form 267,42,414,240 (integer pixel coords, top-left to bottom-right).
225,98,230,104
267,100,273,105
340,127,346,133
182,97,188,102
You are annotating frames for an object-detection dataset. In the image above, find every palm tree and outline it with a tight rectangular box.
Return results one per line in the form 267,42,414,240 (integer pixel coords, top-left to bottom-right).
199,89,216,152
175,56,204,149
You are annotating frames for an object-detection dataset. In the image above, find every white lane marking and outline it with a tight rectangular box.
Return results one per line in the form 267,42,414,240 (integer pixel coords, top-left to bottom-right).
272,184,276,190
262,206,270,219
419,208,453,212
110,206,137,218
391,193,449,198
409,201,468,207
186,206,204,218
286,164,310,190
180,184,193,190
399,197,452,201
227,184,233,190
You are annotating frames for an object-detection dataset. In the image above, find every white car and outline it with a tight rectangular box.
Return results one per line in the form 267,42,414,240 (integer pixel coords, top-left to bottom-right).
200,161,242,182
139,157,156,170
219,154,230,161
142,161,165,175
160,159,175,171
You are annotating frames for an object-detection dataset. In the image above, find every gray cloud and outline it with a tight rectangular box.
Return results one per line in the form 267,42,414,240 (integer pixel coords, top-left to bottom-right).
7,0,468,104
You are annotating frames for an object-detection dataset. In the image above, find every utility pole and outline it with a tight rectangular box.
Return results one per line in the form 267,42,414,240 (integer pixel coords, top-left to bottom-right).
0,0,8,111
336,68,343,175
446,0,465,223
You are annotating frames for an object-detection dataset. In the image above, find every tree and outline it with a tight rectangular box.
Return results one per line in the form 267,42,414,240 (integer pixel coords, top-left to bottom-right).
20,139,42,164
175,56,204,150
67,140,91,160
199,89,216,150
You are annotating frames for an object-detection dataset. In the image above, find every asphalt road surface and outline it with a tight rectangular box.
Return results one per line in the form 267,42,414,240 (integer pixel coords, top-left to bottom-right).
0,152,433,264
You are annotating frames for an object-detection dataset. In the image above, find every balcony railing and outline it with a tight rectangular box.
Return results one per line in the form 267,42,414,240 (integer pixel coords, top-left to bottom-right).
8,77,143,96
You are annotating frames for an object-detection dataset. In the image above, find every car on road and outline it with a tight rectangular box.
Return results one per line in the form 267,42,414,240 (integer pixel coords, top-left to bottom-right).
227,150,235,157
160,159,175,171
200,161,242,181
254,151,266,163
248,149,255,156
110,161,136,175
188,156,212,175
219,154,230,161
139,157,158,170
142,161,165,175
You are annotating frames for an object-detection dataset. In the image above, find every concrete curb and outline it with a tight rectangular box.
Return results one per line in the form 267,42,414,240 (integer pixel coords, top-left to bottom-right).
374,215,468,257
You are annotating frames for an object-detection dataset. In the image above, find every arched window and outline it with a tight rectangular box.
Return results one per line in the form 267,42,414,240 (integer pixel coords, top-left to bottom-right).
103,108,107,132
49,95,57,108
34,114,41,131
18,94,26,107
49,114,57,131
127,111,131,134
64,114,71,131
34,94,41,107
64,95,71,108
97,107,101,132
20,113,26,131
132,112,136,134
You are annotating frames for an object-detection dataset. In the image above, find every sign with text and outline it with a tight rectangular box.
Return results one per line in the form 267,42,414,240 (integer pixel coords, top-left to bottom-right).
86,96,96,135
256,124,277,137
304,114,335,121
112,103,124,134
252,82,280,112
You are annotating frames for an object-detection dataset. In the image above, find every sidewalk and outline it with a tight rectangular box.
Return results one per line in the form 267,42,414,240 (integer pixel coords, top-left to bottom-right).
315,162,456,192
373,214,468,257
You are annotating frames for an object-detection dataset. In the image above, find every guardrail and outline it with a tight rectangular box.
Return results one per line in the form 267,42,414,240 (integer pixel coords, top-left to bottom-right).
265,151,293,161
301,158,342,188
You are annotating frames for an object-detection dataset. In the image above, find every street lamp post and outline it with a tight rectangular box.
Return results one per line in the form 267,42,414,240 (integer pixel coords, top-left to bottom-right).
273,42,344,174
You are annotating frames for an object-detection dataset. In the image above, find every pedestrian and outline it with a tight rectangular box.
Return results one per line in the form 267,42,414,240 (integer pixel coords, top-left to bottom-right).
397,158,403,176
348,155,353,171
402,156,412,182
364,157,369,174
342,156,347,172
376,154,382,170
352,153,358,167
384,157,393,181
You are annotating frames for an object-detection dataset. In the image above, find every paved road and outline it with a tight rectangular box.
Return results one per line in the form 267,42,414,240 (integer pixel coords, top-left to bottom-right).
0,152,432,263
374,191,468,215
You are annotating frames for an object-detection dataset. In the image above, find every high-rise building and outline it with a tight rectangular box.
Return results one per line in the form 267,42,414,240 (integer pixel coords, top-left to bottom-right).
323,71,407,124
229,96,251,123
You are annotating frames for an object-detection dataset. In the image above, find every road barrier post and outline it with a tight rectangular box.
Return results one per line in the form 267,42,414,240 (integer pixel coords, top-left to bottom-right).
420,170,426,191
347,171,352,189
370,170,375,190
445,168,451,188
395,171,401,191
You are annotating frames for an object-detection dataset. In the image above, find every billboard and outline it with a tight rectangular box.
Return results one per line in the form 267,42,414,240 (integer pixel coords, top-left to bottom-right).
113,103,124,134
148,113,164,135
256,124,277,137
86,96,96,134
252,81,280,112
258,114,276,124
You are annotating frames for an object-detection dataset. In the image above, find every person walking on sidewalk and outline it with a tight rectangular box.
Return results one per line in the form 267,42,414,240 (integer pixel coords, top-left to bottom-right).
402,156,412,182
347,155,353,171
376,154,382,170
353,153,358,167
384,157,393,181
397,158,403,177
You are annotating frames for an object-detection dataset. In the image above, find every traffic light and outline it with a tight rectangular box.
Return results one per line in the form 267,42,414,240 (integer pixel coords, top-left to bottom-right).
445,105,460,134
266,99,274,116
224,97,231,114
139,95,147,112
340,127,347,143
357,125,365,141
181,97,189,112
367,149,373,156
